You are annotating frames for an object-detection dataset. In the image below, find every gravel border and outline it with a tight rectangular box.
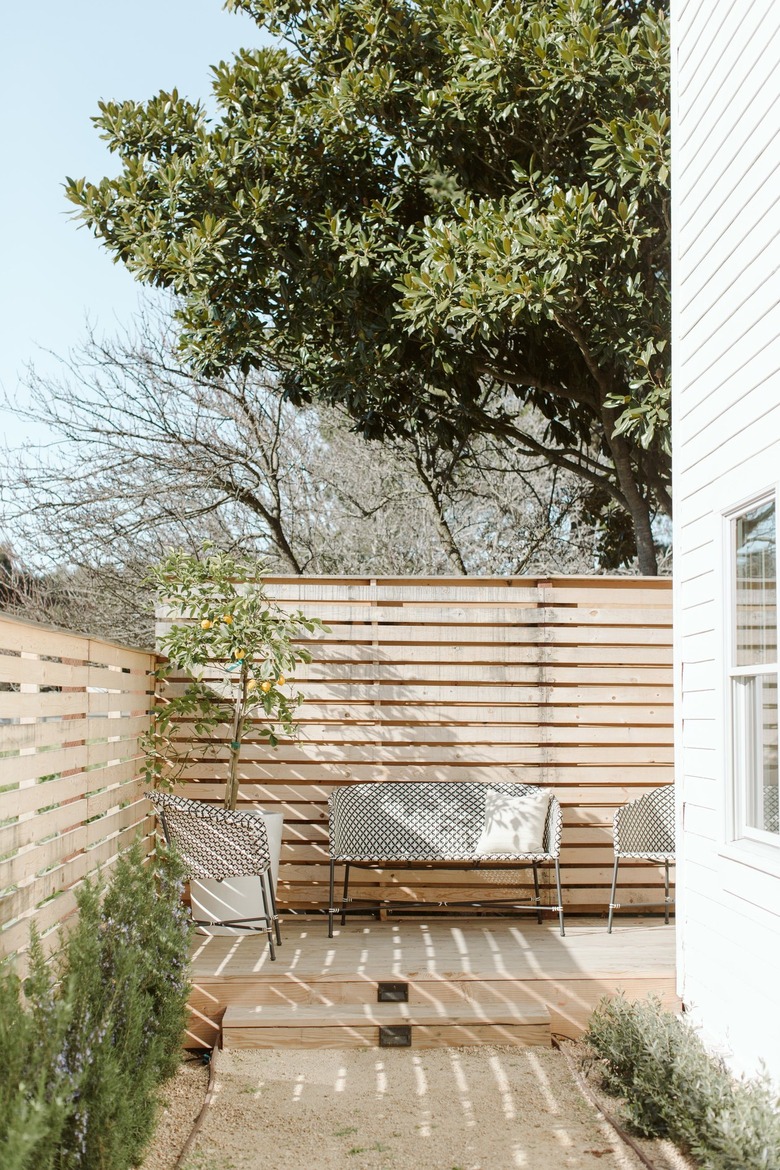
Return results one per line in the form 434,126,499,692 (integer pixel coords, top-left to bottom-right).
139,1055,211,1170
563,1039,697,1170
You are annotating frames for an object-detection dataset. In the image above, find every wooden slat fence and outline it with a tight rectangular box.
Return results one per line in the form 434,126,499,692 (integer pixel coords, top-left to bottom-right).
0,614,156,964
170,576,674,916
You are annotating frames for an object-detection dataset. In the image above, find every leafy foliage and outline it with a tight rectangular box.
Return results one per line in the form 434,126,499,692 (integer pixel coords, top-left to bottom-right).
0,842,191,1170
66,0,670,572
1,316,612,652
585,994,780,1169
145,544,329,808
0,932,76,1170
56,843,192,1169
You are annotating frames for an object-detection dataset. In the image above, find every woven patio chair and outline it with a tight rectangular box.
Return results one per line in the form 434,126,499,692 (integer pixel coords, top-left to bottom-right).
607,785,675,933
146,790,281,960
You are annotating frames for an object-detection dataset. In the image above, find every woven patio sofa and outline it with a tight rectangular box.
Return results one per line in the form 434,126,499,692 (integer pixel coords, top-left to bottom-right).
327,780,564,938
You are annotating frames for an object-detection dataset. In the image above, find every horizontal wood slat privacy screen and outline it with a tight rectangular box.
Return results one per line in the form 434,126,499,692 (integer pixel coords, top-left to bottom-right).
169,576,673,915
0,615,156,964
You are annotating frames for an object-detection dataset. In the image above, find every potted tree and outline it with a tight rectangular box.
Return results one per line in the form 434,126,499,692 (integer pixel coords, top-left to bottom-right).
144,545,328,931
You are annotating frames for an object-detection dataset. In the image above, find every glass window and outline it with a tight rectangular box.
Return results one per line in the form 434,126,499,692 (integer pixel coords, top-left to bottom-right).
730,497,779,842
735,501,777,666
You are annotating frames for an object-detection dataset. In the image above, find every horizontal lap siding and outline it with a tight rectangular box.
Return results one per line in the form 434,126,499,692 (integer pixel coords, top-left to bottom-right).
673,0,780,1076
169,576,673,914
0,615,156,965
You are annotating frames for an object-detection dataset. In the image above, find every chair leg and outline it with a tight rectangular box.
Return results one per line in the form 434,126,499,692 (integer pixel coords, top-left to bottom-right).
532,863,542,924
269,879,282,946
664,859,670,925
608,855,620,934
341,862,351,926
328,859,336,939
259,872,276,961
554,859,565,937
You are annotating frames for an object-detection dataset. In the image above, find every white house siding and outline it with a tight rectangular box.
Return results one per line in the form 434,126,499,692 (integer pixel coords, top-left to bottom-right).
673,0,780,1078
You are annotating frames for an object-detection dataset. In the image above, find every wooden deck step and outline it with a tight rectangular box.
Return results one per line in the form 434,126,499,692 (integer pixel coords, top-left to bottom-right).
187,919,678,1049
222,999,551,1049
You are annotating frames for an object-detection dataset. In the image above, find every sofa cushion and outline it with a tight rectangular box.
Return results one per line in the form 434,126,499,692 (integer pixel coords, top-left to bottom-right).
475,788,550,855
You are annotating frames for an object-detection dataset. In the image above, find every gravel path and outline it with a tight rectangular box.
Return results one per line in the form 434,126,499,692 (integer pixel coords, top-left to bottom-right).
179,1046,653,1170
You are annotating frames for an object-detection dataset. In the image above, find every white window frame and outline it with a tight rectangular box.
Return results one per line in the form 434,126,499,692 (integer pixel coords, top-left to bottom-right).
726,489,779,850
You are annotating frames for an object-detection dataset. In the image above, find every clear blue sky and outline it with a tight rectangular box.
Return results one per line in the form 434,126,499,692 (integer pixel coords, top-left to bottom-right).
0,0,268,446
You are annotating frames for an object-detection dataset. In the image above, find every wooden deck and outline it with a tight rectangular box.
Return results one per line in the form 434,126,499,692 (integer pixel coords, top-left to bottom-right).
188,916,677,1049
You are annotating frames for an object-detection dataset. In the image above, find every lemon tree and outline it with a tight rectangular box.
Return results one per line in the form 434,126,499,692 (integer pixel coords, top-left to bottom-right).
144,545,328,810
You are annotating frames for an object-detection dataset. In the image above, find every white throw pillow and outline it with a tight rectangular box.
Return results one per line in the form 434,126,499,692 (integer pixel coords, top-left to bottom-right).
475,789,550,855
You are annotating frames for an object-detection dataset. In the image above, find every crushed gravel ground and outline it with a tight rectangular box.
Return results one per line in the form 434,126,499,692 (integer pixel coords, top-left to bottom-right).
142,1044,697,1170
140,1056,211,1170
176,1046,667,1170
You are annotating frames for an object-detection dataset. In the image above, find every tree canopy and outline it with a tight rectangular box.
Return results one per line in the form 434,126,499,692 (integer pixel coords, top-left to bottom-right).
67,0,670,572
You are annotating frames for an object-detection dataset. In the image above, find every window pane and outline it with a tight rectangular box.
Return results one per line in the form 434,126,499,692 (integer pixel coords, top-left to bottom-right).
735,500,777,667
750,674,778,835
735,674,779,836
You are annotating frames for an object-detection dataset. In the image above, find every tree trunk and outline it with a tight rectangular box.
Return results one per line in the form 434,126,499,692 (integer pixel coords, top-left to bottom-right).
551,314,660,575
601,406,658,575
429,503,468,574
412,455,467,573
224,668,246,810
265,513,303,574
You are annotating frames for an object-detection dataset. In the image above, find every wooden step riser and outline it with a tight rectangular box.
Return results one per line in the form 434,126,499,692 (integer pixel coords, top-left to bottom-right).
188,975,544,1044
192,976,546,1009
187,974,678,1048
223,1021,551,1049
220,997,551,1050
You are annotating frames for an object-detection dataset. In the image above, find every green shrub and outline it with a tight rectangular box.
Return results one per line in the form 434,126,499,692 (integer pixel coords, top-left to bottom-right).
0,840,192,1170
584,994,780,1170
0,931,77,1170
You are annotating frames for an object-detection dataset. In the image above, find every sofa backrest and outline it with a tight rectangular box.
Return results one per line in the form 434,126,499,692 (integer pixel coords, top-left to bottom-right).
328,780,560,860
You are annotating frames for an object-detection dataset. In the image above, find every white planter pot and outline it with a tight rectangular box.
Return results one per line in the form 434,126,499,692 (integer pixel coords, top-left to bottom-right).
190,809,283,936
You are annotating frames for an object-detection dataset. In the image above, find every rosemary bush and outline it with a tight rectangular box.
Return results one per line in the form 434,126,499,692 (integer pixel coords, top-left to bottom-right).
0,932,76,1170
585,994,780,1170
0,841,192,1170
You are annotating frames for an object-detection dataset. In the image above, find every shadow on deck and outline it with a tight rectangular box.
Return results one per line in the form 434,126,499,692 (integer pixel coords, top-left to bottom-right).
187,916,677,1049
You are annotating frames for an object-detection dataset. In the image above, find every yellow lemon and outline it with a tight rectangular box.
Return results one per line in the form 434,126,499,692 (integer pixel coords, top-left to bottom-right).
222,614,234,624
260,680,273,693
246,679,257,692
234,648,246,660
201,619,212,630
277,674,286,686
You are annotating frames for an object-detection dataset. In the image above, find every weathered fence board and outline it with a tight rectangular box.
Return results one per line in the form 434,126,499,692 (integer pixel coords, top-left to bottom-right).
0,576,674,953
0,614,156,963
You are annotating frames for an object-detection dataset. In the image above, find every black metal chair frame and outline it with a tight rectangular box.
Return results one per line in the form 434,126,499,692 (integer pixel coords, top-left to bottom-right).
147,790,282,960
607,785,675,933
327,781,565,938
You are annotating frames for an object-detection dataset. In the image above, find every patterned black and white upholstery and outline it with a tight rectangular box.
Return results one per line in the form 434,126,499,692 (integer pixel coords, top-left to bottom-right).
327,781,564,938
762,783,779,834
608,785,675,933
146,790,281,959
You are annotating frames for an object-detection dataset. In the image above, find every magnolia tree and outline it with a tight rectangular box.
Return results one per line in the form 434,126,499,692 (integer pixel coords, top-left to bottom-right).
67,0,671,574
145,547,328,810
